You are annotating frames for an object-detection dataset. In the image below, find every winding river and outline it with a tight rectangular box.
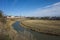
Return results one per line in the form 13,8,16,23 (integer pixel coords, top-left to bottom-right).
12,21,60,40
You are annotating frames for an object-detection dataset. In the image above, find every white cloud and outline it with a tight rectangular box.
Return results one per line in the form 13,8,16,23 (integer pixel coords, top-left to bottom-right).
30,2,60,17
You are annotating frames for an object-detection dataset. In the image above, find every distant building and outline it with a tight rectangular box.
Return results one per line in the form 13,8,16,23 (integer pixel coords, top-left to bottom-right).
7,16,15,18
7,16,20,18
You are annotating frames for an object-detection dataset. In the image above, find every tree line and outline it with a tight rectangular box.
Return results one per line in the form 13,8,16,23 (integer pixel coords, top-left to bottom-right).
26,16,60,20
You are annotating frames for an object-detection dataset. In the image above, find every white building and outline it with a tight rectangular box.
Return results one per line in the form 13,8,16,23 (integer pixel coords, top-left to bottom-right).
7,16,15,18
7,16,20,18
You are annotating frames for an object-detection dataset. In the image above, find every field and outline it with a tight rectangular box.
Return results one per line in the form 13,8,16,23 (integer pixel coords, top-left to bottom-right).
21,20,60,36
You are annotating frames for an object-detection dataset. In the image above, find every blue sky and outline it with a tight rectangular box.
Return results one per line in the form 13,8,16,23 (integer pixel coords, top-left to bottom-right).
0,0,60,16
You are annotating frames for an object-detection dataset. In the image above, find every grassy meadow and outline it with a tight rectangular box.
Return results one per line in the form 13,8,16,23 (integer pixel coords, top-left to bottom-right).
21,20,60,36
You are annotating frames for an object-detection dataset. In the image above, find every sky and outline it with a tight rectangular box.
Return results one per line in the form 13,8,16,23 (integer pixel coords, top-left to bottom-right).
0,0,60,17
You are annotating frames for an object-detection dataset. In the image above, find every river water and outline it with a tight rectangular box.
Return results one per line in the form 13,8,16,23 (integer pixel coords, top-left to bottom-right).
12,21,60,40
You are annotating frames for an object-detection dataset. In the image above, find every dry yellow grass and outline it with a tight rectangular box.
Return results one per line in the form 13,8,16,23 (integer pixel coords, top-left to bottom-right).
21,20,60,35
6,19,20,40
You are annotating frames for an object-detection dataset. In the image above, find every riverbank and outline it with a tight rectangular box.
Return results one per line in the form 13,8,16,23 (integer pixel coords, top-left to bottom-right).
5,19,20,40
21,20,60,36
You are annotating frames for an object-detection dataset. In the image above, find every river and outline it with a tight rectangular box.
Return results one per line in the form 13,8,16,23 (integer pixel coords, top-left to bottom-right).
12,21,60,40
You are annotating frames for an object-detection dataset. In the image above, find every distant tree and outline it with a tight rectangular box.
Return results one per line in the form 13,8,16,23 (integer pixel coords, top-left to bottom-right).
0,10,6,23
0,10,3,18
26,17,35,20
30,17,35,20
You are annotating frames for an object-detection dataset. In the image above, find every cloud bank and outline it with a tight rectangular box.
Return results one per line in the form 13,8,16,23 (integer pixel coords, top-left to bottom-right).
28,2,60,17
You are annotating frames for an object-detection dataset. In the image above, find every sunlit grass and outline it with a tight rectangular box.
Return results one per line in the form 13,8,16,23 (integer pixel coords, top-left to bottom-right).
21,20,60,35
